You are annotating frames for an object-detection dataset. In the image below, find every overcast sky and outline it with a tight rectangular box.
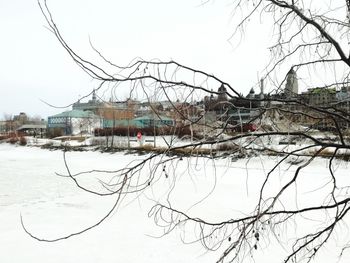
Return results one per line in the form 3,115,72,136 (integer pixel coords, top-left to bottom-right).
0,0,270,119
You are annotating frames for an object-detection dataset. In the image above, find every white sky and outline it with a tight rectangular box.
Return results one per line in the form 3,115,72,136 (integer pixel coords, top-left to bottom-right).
0,0,270,119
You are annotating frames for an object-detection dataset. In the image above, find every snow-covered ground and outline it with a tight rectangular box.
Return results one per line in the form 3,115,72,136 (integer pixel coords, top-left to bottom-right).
1,143,350,263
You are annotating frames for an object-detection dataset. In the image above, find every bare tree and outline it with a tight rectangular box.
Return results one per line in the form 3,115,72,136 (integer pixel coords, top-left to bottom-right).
24,1,350,262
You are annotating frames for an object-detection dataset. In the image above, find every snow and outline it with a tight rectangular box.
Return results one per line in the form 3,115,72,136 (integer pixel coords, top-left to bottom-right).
1,142,350,263
0,144,218,263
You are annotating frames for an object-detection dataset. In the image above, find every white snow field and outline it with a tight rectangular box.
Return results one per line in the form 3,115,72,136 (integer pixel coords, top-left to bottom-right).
0,143,350,263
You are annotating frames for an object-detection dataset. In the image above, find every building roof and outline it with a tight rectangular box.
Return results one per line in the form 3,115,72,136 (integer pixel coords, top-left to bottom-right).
287,68,296,75
16,124,47,131
308,87,336,94
103,115,174,128
49,110,98,119
218,84,227,92
133,115,173,121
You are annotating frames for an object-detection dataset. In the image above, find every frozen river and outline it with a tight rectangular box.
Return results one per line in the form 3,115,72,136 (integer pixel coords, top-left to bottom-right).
1,143,350,263
0,144,220,263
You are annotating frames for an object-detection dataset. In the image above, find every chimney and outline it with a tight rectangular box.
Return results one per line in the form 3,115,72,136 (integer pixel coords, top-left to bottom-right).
260,78,264,95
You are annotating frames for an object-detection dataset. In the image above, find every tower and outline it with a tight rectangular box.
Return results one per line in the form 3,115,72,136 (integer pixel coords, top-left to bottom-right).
260,78,264,97
217,84,228,101
247,87,255,99
92,89,97,102
259,78,265,106
285,68,298,98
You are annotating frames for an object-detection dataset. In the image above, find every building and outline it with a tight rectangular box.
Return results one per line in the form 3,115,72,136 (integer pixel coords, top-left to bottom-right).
16,123,47,138
103,115,174,129
0,121,6,134
13,112,29,125
217,84,228,101
0,112,46,135
302,87,337,106
204,84,230,112
72,90,136,122
47,109,101,136
335,86,350,114
133,115,174,128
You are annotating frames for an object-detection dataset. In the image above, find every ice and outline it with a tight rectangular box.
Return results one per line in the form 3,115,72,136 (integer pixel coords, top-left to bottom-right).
1,143,350,263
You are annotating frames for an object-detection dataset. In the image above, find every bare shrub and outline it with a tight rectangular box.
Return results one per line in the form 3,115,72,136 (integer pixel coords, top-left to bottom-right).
8,136,18,144
141,144,154,151
19,136,27,146
0,135,8,141
216,142,239,152
47,128,63,138
90,137,105,146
